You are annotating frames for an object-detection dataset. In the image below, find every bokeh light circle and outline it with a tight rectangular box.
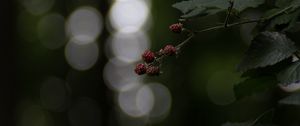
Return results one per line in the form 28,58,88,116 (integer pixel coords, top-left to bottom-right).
206,71,238,105
117,85,154,117
65,39,99,71
37,13,66,49
109,0,149,33
66,6,103,44
103,58,143,92
106,32,150,63
147,83,172,121
136,85,154,116
16,102,50,126
20,0,55,15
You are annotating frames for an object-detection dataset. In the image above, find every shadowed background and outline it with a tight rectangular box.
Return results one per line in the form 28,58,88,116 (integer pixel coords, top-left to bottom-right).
1,0,300,126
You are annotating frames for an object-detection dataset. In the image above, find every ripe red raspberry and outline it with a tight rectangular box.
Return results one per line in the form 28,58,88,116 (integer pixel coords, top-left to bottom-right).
169,23,183,33
146,66,160,76
142,50,155,63
163,44,177,56
134,63,147,75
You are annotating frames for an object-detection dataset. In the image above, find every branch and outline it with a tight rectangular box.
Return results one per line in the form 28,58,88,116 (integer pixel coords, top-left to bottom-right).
265,5,294,20
248,108,274,126
224,0,234,28
195,18,261,33
176,33,195,49
154,5,294,65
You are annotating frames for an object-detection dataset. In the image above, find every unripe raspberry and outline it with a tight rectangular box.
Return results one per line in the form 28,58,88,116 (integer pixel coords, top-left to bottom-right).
146,66,160,76
163,44,177,56
134,63,147,75
169,23,183,33
142,50,155,63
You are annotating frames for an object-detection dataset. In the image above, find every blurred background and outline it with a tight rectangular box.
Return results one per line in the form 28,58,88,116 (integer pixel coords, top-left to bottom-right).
1,0,298,126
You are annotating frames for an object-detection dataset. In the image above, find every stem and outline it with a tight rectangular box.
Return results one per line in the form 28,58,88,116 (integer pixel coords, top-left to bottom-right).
195,18,261,33
265,5,294,20
224,0,234,27
248,108,274,126
169,19,261,57
153,5,293,65
176,33,195,49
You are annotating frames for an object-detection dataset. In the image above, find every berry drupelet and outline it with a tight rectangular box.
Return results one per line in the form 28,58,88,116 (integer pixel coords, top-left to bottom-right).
134,63,147,75
162,44,177,56
169,23,183,33
146,65,160,76
142,50,155,63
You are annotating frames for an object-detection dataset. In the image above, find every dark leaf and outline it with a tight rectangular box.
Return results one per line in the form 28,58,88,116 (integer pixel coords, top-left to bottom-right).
277,61,300,84
263,8,300,31
276,0,300,10
173,0,265,18
241,57,293,78
234,76,277,99
279,92,300,105
237,32,297,72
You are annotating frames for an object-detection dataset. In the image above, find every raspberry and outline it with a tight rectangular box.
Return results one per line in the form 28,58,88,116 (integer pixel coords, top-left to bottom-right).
142,50,155,63
134,63,147,75
163,45,177,56
146,66,160,76
169,23,183,33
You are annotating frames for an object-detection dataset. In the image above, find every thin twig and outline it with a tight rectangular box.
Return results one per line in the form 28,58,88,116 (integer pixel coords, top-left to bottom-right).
153,5,293,65
224,0,234,28
176,33,195,49
248,108,274,126
265,5,294,20
195,18,261,33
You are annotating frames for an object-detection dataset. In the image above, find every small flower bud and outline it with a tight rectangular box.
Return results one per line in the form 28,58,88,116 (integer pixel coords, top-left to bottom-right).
146,66,160,76
134,63,147,75
142,50,155,63
163,44,177,56
169,23,183,33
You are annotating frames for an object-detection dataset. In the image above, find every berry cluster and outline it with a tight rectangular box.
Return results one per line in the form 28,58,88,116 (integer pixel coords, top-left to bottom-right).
135,45,177,76
134,23,183,76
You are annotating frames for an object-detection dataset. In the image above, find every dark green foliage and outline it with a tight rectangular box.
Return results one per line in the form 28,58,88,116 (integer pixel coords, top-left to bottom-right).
237,32,297,72
172,0,300,125
172,0,265,18
234,76,277,99
279,92,300,105
241,57,293,78
277,61,300,84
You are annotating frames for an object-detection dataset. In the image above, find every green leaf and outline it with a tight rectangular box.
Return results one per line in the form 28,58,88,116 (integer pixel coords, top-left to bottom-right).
237,32,297,72
173,0,265,18
241,58,293,78
262,6,300,32
288,22,300,32
279,92,300,105
269,10,300,31
172,0,198,14
234,76,277,99
277,61,300,84
233,0,265,11
276,0,300,10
